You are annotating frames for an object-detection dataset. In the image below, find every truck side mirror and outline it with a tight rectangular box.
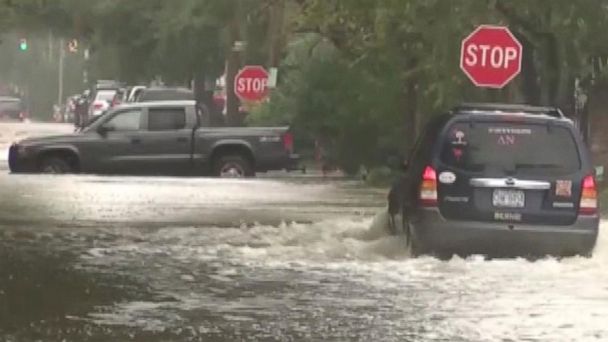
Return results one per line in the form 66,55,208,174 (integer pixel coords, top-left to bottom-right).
97,124,115,136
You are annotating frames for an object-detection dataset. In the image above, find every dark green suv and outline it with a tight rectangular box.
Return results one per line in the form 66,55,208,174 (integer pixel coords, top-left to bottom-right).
388,103,600,258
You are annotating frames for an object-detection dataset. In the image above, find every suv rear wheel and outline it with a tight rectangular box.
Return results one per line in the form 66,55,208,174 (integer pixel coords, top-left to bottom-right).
213,155,254,178
390,205,424,257
39,156,73,174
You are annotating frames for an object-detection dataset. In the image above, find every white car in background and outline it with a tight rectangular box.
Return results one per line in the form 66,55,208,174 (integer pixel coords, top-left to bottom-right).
89,89,117,117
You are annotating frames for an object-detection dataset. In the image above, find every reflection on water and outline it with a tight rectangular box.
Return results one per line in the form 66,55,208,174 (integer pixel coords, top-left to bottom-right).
0,232,155,339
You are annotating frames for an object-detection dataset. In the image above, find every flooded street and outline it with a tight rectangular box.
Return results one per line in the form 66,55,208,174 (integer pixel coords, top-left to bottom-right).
0,167,607,341
1,122,608,341
5,0,608,340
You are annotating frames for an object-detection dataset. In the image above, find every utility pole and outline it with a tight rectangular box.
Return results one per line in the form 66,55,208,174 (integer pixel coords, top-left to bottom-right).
83,48,89,87
48,31,54,64
225,3,243,127
58,38,65,106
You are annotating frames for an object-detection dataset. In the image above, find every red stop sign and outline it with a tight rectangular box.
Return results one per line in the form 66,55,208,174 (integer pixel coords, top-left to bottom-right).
234,66,269,102
460,25,522,89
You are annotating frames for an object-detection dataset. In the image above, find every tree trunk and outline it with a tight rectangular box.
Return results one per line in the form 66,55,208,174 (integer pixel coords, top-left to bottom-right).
225,7,243,126
193,71,223,127
402,80,418,149
267,0,285,68
544,34,561,106
518,34,541,104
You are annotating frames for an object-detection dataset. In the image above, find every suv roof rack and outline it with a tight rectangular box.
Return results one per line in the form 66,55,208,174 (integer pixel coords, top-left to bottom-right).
452,102,566,119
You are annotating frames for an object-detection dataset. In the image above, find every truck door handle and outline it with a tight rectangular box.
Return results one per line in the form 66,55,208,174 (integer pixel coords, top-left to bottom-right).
177,137,188,143
130,138,141,144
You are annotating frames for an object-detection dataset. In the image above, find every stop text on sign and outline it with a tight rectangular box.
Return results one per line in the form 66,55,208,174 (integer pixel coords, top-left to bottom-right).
236,78,268,94
460,25,523,89
464,45,518,69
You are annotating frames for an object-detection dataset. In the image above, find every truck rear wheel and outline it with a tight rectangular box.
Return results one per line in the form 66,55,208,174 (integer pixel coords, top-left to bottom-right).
213,155,254,178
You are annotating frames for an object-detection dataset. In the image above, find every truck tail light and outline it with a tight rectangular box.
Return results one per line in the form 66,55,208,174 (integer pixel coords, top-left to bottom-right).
420,166,438,207
579,175,598,215
283,132,294,153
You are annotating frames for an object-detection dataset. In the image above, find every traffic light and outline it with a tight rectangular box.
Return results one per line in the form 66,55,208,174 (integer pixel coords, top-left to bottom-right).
68,39,78,53
19,38,28,51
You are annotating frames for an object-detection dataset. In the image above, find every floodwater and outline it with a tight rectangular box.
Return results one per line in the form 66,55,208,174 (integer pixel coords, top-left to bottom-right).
0,123,607,341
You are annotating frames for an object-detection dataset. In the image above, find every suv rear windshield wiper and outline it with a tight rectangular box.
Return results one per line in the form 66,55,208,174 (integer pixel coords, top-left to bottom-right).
515,163,562,170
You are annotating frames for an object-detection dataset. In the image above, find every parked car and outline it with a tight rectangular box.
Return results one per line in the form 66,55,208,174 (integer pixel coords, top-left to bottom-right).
134,87,194,102
87,80,125,116
88,89,117,117
109,88,128,108
0,96,28,122
9,100,300,177
387,103,600,258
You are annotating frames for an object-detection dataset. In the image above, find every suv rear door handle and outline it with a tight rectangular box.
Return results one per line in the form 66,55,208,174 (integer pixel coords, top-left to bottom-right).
176,137,188,143
130,137,141,144
470,178,551,190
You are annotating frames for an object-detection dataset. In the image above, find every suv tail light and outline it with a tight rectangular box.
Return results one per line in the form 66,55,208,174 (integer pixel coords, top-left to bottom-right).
283,132,294,153
420,166,438,207
93,102,104,110
579,175,598,215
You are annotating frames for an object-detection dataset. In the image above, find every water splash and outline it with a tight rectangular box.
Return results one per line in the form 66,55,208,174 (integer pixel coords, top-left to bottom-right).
76,217,608,340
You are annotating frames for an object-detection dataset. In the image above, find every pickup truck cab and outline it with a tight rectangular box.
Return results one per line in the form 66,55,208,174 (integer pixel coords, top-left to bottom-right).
9,100,299,177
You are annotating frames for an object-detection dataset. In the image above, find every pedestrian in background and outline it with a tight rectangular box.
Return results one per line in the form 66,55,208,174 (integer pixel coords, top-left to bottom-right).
74,94,89,130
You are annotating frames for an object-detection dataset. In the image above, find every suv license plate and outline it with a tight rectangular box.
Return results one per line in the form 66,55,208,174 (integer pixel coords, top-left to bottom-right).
493,189,525,208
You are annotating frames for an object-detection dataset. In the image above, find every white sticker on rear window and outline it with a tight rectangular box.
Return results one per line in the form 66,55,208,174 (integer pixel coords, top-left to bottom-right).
449,129,468,146
488,127,532,135
454,130,466,144
497,135,516,146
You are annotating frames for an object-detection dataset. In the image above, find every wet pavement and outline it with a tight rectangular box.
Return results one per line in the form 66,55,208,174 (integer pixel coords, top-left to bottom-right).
1,123,608,341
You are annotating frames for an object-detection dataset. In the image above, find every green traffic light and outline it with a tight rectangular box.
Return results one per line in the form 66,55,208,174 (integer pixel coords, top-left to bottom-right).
19,39,27,51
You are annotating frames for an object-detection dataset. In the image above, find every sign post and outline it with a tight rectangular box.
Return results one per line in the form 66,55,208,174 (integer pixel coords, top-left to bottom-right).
460,25,523,89
234,65,270,102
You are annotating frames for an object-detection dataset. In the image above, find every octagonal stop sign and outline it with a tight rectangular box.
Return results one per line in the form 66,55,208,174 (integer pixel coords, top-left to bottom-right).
235,65,270,102
460,25,522,89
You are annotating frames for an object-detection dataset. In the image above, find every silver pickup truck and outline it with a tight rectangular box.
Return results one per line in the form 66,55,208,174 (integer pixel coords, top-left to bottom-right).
8,100,300,177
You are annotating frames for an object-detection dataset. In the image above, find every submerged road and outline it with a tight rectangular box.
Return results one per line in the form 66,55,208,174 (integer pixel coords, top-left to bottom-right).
0,122,607,341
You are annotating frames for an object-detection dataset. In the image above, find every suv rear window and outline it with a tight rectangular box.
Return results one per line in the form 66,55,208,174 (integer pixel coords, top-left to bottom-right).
440,121,581,176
